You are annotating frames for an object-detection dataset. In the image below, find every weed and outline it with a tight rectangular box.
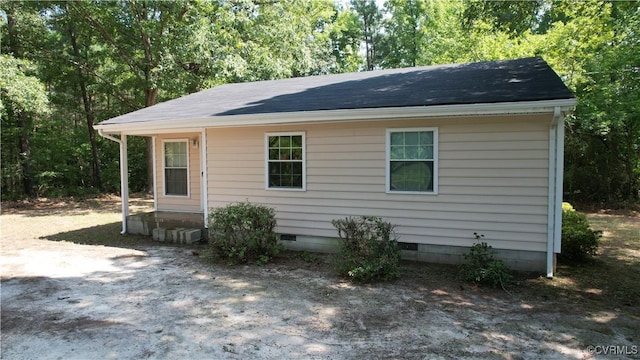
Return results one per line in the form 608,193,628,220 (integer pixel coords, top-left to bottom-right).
297,251,322,264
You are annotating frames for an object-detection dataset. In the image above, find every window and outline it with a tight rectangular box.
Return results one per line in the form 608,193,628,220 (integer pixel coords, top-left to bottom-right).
164,140,189,196
386,128,437,193
266,132,305,190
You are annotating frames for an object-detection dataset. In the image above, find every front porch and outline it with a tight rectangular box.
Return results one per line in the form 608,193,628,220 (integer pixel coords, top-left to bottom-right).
97,130,208,239
127,211,206,244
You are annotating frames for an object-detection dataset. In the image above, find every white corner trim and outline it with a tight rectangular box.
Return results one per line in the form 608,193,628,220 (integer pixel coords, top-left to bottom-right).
554,114,565,254
546,106,564,278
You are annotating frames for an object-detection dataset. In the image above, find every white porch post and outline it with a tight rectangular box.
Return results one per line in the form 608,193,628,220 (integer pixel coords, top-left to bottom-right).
201,129,208,228
151,136,158,211
120,134,129,235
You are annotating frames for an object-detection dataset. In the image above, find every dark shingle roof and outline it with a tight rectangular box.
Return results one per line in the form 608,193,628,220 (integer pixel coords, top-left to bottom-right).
99,57,573,126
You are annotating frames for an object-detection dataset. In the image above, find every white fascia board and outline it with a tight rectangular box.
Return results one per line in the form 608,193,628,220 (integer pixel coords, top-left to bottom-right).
94,99,577,135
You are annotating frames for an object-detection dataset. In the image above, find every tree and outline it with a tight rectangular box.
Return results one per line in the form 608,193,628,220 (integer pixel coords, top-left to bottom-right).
560,1,640,201
0,55,49,199
66,0,208,191
209,0,338,82
350,0,383,70
462,0,545,36
1,0,636,204
328,5,363,72
54,3,104,190
1,2,53,197
378,0,427,68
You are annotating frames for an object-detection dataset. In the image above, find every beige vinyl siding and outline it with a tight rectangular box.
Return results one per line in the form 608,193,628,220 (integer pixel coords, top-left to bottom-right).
207,115,551,252
155,133,202,212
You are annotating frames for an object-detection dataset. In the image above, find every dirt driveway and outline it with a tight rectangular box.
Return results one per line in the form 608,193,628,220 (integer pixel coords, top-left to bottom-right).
1,199,638,359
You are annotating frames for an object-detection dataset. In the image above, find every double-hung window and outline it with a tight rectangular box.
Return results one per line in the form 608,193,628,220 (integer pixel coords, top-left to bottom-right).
266,132,305,190
163,140,189,196
386,128,438,193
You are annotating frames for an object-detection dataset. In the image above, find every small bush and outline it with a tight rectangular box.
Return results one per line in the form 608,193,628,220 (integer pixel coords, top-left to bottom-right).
208,202,281,265
559,208,602,262
332,216,401,282
460,233,512,288
562,202,575,212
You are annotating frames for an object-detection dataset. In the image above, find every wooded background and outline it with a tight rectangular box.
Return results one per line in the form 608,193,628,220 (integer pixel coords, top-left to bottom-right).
1,0,638,204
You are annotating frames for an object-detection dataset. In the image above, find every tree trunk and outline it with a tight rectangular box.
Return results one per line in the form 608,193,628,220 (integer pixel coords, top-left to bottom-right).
145,86,159,193
624,120,639,200
363,16,372,71
18,112,34,196
67,16,103,190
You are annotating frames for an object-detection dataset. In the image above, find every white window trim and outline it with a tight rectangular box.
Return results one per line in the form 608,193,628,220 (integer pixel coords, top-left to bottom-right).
162,138,190,197
264,131,306,191
385,127,438,195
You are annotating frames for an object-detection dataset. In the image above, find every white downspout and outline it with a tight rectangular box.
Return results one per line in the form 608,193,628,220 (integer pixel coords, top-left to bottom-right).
546,107,562,277
97,129,129,235
201,129,208,228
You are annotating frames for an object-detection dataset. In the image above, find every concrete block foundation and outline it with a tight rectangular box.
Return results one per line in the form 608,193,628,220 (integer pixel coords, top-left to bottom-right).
279,235,546,273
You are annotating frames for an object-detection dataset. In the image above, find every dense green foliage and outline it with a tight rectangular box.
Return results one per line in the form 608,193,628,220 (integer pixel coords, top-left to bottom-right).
332,216,401,282
1,0,638,203
207,202,281,265
560,206,602,262
460,233,512,288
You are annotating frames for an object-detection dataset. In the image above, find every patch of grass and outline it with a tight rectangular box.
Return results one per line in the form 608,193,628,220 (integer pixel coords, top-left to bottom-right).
522,210,640,318
296,251,323,265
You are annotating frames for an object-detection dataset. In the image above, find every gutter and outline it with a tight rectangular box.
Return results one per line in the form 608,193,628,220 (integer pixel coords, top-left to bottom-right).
98,129,129,235
94,99,578,135
97,129,121,144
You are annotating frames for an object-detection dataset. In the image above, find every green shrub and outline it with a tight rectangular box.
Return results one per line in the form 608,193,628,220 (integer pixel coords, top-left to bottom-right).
562,202,575,212
208,202,281,265
460,233,512,288
559,209,602,262
332,216,401,282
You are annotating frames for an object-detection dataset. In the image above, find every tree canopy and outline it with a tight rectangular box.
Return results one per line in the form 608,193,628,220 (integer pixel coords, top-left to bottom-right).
1,0,638,203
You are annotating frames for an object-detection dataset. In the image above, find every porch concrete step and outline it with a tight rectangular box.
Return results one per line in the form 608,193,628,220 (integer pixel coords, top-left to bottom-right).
127,212,205,237
152,227,202,244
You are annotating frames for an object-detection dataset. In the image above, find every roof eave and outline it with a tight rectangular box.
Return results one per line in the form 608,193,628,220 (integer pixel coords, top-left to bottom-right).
94,98,577,135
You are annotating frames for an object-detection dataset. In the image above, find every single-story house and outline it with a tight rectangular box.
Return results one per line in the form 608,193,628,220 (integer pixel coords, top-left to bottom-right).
95,57,576,277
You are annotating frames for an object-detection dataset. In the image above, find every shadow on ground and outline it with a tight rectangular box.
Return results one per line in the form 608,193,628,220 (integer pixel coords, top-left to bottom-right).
41,221,161,249
2,195,153,217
